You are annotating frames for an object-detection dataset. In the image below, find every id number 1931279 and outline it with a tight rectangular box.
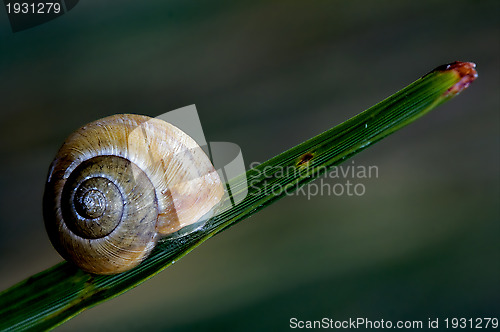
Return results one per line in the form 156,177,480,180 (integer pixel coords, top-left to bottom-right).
5,2,61,14
444,317,498,329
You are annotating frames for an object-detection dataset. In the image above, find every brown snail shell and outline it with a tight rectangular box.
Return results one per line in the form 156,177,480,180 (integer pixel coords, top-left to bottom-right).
43,114,224,275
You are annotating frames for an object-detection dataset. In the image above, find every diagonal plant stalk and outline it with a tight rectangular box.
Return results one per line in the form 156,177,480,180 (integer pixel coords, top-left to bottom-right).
0,61,477,331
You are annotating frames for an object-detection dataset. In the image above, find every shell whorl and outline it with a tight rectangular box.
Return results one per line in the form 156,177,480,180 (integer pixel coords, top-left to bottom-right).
44,114,224,274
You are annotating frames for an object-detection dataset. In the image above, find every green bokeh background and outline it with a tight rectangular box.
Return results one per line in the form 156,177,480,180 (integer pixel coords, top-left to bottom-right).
0,1,498,331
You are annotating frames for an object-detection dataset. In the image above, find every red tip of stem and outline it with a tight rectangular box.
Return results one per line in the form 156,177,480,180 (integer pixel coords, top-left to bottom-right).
434,61,478,96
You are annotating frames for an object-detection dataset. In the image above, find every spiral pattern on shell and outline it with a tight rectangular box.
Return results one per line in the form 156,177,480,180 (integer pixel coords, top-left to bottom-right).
44,114,224,274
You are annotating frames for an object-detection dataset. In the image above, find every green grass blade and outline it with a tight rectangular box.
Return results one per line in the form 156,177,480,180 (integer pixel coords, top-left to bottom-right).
0,62,477,331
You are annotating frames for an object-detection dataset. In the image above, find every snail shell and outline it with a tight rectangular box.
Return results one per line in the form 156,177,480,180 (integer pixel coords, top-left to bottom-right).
43,114,224,274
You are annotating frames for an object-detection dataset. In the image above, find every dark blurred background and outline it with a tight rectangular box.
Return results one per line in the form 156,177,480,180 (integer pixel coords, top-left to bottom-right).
0,1,498,331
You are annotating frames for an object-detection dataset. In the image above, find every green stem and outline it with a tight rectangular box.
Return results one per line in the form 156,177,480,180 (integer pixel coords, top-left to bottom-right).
0,62,477,331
